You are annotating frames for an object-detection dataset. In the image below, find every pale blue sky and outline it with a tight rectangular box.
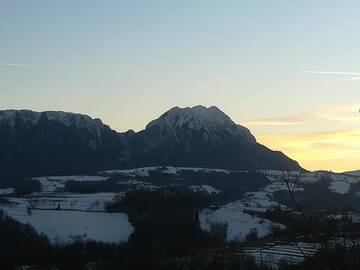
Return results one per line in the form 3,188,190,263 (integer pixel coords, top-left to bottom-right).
1,1,359,170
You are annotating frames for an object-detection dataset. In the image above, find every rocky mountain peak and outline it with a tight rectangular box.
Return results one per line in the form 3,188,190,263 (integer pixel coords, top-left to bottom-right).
145,105,256,144
146,105,236,130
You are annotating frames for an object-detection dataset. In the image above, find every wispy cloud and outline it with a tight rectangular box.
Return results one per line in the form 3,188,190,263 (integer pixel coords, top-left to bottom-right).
302,70,360,81
316,104,360,123
319,116,360,122
0,62,54,69
245,104,360,127
340,77,360,81
302,70,360,76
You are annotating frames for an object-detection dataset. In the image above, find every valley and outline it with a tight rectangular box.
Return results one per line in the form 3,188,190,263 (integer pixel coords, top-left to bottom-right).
2,166,360,268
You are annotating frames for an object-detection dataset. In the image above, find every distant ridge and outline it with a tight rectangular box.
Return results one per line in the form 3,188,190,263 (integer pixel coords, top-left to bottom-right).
0,106,303,178
343,170,360,176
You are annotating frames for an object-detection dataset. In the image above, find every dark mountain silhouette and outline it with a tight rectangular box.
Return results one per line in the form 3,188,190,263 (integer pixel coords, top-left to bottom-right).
122,106,302,171
0,110,126,177
0,106,303,177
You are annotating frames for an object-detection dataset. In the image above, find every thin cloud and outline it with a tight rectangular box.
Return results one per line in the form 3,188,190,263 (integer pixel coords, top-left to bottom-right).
302,70,360,76
244,103,360,127
316,103,360,123
0,62,54,69
320,116,360,122
340,76,360,81
302,70,360,81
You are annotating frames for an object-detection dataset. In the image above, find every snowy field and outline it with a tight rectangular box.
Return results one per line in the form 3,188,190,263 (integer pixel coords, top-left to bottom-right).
0,188,15,195
0,194,133,244
32,167,360,197
261,170,360,195
22,192,121,211
244,241,320,268
189,184,220,194
199,201,285,242
102,166,230,177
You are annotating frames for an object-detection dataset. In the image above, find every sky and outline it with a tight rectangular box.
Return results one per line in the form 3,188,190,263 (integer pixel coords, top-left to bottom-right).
1,0,359,172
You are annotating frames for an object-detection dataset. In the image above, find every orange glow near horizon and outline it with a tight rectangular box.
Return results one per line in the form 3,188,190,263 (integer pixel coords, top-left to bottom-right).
257,129,360,172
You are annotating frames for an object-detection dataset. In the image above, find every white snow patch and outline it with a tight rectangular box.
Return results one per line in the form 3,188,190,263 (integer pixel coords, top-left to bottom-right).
329,181,351,195
118,180,160,191
0,197,133,244
245,242,319,268
101,166,230,177
0,188,15,195
298,172,325,183
147,105,235,132
264,182,303,193
201,185,220,194
259,170,301,182
102,167,158,177
189,185,220,194
23,193,119,211
199,201,284,242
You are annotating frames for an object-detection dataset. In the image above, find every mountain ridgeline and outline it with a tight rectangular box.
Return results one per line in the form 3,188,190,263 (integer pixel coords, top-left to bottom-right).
0,106,303,177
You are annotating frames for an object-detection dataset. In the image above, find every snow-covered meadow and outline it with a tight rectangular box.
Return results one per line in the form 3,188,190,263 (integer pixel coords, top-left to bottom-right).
102,166,231,177
244,241,320,268
199,201,285,242
22,192,121,211
0,193,133,244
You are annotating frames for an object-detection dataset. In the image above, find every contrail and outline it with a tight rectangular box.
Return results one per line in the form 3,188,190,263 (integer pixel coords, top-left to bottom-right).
302,70,360,76
0,62,54,69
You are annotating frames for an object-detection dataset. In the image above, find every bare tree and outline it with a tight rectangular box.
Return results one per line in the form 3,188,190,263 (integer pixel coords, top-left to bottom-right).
281,170,340,270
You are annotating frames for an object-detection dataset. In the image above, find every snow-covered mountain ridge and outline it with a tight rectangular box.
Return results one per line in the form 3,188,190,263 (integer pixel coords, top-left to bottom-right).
146,105,256,144
0,105,303,176
0,109,106,134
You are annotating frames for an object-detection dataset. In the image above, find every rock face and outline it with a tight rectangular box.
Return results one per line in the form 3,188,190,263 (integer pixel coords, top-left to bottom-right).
0,110,125,177
123,106,302,171
0,106,303,177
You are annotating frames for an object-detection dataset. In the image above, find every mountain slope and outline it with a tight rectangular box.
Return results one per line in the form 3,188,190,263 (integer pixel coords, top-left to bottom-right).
0,106,303,177
121,106,303,171
0,110,125,177
343,170,360,176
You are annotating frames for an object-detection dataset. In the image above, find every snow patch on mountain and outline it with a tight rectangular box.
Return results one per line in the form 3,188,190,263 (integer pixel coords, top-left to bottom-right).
0,110,40,128
0,110,106,140
147,105,235,130
145,105,256,144
329,181,351,195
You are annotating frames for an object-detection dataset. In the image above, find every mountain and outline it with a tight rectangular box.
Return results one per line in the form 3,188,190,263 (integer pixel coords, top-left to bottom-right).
120,106,303,171
0,106,303,177
0,110,125,177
